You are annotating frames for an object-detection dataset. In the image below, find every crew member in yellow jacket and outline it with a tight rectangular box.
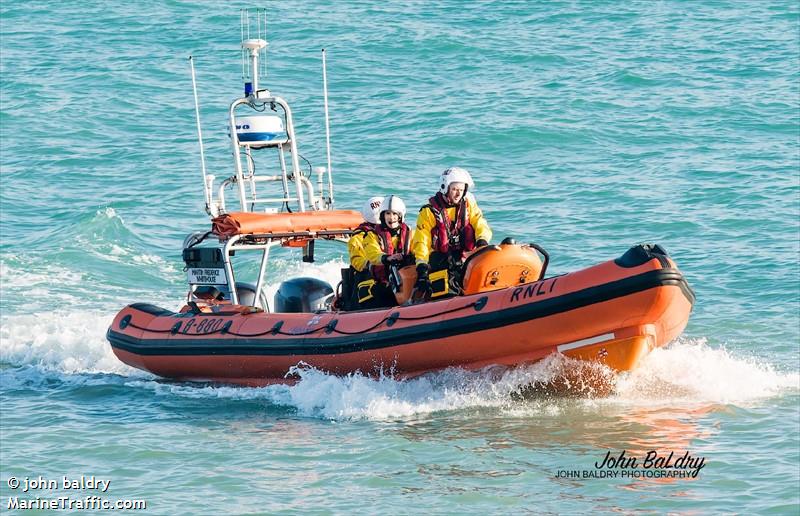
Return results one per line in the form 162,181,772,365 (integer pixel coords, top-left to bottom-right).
361,195,415,308
410,167,491,299
348,196,383,273
344,196,383,309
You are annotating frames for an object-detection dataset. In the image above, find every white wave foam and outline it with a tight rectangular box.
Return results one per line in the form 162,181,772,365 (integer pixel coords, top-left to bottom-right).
124,364,515,419
269,365,508,420
98,247,180,278
138,338,797,421
98,206,121,221
259,358,613,420
131,253,172,267
0,259,84,290
80,239,179,278
613,337,800,405
0,311,137,376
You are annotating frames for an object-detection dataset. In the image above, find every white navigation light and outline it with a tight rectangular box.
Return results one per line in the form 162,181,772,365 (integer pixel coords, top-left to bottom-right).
233,115,285,144
242,38,267,53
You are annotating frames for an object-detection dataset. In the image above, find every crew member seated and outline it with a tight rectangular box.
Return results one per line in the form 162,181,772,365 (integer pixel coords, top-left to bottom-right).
342,196,383,310
410,167,492,299
360,195,415,309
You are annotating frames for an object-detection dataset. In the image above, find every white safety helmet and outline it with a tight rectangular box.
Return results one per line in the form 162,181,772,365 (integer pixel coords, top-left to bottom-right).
379,195,406,221
361,196,384,224
439,166,475,195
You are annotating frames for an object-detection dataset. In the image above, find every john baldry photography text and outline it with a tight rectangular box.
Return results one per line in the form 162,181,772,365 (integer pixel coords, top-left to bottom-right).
555,449,707,480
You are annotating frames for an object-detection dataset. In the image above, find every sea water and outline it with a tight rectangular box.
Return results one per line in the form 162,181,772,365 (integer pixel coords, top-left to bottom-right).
1,1,798,513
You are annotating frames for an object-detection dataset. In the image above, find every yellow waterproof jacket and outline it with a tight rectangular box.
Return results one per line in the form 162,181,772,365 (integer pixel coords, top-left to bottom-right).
411,196,491,264
348,230,371,272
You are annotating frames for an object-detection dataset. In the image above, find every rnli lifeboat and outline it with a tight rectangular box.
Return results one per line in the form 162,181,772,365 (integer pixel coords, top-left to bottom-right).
106,11,694,386
107,210,694,386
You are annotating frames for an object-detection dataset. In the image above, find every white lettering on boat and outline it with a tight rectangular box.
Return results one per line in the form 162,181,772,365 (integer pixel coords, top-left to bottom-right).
187,268,227,285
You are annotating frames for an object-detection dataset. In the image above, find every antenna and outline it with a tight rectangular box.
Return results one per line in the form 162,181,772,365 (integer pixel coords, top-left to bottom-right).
322,48,334,207
240,8,268,96
189,55,213,214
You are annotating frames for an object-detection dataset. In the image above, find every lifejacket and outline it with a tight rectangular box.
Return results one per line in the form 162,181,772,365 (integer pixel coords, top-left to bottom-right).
370,223,411,283
353,222,375,236
427,192,476,259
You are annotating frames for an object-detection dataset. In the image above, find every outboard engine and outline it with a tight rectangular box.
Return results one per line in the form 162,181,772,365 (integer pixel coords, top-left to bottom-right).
234,282,269,310
274,278,334,313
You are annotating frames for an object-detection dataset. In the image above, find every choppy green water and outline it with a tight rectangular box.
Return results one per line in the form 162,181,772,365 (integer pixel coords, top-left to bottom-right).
1,1,798,513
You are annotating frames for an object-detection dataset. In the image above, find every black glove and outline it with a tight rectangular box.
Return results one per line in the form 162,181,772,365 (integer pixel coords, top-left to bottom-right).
476,239,489,247
381,253,403,266
414,263,432,299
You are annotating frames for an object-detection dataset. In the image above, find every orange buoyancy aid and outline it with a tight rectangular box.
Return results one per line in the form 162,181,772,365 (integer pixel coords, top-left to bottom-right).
370,223,412,283
428,192,476,259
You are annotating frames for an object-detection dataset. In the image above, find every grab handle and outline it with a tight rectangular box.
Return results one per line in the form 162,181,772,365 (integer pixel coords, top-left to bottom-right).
528,243,549,280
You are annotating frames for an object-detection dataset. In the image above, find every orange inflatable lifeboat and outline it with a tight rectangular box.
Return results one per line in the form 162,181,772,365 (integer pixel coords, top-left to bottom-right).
107,221,694,386
107,31,694,387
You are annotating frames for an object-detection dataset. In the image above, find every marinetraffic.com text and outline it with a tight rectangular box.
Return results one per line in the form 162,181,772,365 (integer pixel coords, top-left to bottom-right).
6,475,146,511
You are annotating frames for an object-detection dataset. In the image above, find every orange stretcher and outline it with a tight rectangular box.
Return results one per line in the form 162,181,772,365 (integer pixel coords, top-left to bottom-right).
212,210,364,238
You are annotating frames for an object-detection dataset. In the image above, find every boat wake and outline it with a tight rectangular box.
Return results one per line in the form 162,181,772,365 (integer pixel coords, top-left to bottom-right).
1,308,797,421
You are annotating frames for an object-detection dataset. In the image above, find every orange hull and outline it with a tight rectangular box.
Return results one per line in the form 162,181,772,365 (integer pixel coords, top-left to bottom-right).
107,245,693,386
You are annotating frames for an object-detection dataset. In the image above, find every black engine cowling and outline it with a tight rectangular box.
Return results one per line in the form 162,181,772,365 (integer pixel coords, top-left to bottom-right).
274,277,334,313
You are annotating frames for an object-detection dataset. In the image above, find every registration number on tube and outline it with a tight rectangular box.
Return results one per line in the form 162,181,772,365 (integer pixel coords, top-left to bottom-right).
187,268,227,285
